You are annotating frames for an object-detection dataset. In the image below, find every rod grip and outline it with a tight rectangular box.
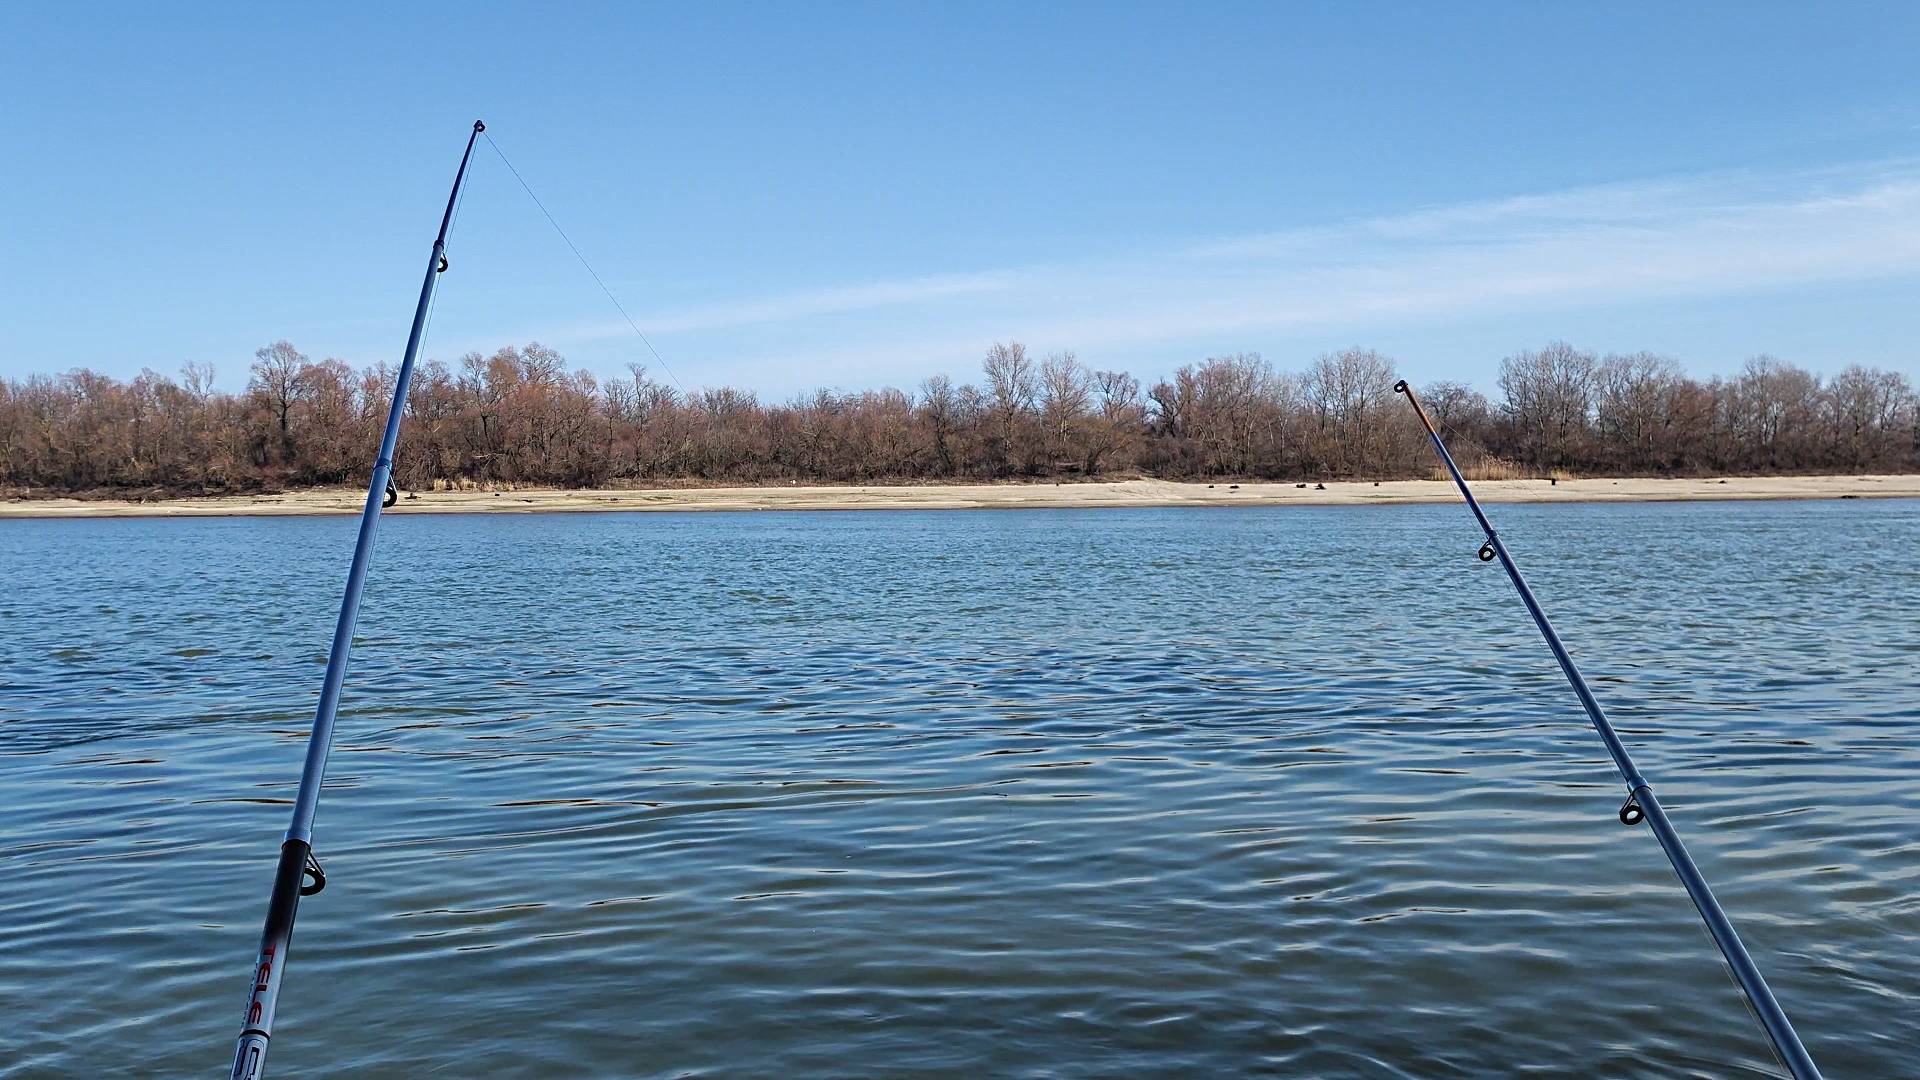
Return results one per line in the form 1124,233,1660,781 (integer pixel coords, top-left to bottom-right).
230,838,311,1079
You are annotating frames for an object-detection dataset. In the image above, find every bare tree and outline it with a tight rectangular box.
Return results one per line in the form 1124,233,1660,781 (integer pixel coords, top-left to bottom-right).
6,338,1914,497
1039,351,1093,469
1304,348,1403,475
1723,355,1821,470
1595,351,1685,471
248,341,307,464
918,374,958,475
1087,369,1144,474
982,342,1038,474
294,358,359,482
182,360,217,401
1823,365,1914,469
1499,342,1596,468
1421,380,1492,433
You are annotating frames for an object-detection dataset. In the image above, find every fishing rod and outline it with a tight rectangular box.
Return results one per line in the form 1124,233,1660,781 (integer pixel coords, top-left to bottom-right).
1393,380,1820,1079
228,119,485,1080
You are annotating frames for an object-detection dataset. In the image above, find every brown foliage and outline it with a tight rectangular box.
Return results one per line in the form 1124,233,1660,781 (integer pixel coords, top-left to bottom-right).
2,341,1914,496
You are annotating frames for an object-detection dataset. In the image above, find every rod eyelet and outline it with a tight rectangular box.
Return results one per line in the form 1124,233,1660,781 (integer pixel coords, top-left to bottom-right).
1393,379,1408,393
1620,799,1645,827
436,253,450,273
300,852,327,896
383,478,398,508
1477,542,1496,562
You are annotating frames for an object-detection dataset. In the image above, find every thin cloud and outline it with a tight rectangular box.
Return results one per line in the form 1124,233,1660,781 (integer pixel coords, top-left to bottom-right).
585,270,1016,338
516,159,1920,388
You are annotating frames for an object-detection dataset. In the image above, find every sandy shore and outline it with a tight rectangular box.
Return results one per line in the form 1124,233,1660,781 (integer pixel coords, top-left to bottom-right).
3,475,1916,518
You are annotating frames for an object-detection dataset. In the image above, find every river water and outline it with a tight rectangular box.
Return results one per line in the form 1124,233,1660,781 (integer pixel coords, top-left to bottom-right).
3,500,1915,1077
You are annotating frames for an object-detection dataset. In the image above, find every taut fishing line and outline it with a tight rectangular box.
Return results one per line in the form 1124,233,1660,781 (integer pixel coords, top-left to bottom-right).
483,131,689,396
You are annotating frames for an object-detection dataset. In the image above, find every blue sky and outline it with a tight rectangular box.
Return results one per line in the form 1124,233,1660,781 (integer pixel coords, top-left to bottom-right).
3,3,1918,398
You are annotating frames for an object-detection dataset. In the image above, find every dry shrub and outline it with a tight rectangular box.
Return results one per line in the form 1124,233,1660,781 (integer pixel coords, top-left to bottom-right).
1436,457,1527,481
1428,458,1578,482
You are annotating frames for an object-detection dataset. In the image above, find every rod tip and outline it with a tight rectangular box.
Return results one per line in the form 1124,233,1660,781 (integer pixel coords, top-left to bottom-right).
473,120,487,132
1392,379,1408,394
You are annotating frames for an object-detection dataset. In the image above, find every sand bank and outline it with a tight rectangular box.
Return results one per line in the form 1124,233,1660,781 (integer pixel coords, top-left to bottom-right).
3,475,1916,518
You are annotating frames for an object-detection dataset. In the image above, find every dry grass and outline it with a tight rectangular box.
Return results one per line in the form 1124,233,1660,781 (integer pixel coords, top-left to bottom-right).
1437,458,1524,481
1432,459,1578,482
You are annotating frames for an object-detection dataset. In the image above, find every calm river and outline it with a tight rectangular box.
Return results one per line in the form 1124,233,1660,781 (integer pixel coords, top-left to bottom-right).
3,500,1916,1077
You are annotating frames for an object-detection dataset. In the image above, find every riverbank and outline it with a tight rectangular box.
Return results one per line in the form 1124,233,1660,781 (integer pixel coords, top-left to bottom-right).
4,474,1917,517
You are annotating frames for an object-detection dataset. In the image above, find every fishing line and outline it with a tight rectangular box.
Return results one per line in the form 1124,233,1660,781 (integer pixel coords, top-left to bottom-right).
387,153,469,505
415,155,468,365
415,183,462,372
483,132,689,395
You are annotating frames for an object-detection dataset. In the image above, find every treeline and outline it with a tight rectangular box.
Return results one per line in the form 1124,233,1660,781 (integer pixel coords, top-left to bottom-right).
1,340,1915,495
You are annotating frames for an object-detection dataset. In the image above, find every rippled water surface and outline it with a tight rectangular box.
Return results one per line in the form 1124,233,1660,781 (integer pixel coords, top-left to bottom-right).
3,500,1917,1077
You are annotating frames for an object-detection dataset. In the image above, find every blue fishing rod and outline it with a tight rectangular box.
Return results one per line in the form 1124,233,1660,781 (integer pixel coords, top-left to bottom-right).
1394,380,1819,1079
228,119,485,1080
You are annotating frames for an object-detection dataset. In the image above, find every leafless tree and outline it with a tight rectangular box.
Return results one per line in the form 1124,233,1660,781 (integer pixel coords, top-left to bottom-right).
1040,351,1093,469
982,341,1037,474
1594,351,1686,471
1723,355,1821,470
5,339,1912,498
248,341,307,464
918,374,958,475
1499,342,1596,468
1087,369,1144,474
1822,365,1914,469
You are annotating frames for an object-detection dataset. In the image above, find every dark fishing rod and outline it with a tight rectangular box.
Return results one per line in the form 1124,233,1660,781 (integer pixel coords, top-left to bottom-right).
1394,380,1819,1079
228,119,485,1080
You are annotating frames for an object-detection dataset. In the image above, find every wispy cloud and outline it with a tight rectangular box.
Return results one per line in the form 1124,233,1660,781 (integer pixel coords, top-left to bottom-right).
631,270,1016,334
532,159,1920,389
